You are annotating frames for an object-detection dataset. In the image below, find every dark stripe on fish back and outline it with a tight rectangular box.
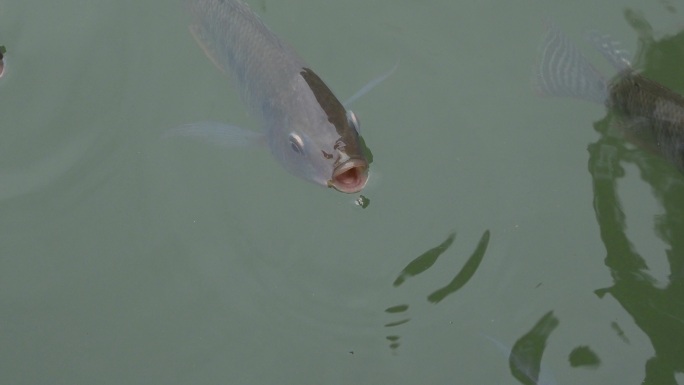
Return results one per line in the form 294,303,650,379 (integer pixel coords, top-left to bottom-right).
299,68,363,155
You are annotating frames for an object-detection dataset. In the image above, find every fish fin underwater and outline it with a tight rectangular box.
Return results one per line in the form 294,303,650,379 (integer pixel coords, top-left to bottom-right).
163,121,265,147
535,21,684,175
188,24,227,76
534,23,609,104
343,60,400,108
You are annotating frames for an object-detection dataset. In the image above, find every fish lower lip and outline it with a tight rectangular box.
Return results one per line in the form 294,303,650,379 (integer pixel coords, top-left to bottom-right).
330,159,369,193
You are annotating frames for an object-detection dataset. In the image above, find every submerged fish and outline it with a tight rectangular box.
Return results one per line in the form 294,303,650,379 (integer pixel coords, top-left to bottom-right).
180,0,369,193
536,24,684,174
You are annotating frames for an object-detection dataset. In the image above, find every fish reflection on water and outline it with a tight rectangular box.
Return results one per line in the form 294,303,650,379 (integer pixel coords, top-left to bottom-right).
482,312,559,385
536,23,684,174
178,0,370,193
483,334,558,385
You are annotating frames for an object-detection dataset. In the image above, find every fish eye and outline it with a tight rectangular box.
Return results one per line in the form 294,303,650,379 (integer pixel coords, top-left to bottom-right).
289,133,304,154
346,111,360,133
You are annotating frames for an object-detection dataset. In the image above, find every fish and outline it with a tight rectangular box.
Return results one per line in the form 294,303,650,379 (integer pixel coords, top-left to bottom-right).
179,0,369,193
535,23,684,174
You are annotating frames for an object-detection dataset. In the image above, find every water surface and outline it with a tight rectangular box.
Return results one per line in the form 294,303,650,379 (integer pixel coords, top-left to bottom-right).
0,0,683,384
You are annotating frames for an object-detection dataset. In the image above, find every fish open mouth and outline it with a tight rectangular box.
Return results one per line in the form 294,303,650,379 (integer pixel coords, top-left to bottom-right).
329,159,369,193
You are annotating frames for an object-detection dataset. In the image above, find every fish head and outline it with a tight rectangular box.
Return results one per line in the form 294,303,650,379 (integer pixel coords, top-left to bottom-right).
267,68,370,193
269,108,369,193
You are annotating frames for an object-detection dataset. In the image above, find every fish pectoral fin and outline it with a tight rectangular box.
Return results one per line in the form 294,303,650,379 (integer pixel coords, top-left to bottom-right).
343,59,399,108
189,25,227,75
163,121,265,147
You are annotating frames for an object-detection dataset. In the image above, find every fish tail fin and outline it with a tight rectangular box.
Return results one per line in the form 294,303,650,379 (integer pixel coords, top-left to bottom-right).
163,121,265,147
533,22,609,104
585,30,633,71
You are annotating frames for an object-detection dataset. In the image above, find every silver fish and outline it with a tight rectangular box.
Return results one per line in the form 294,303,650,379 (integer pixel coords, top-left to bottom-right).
536,24,684,174
182,0,369,193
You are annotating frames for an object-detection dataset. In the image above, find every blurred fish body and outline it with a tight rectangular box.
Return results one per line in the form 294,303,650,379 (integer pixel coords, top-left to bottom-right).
183,0,368,193
536,24,684,174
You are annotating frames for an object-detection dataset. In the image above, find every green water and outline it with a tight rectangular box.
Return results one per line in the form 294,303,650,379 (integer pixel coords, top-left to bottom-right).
1,0,683,384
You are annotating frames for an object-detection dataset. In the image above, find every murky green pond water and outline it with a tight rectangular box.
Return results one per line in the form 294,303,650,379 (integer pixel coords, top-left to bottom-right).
1,0,683,384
